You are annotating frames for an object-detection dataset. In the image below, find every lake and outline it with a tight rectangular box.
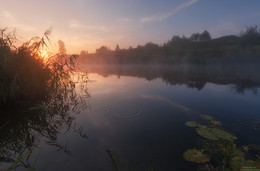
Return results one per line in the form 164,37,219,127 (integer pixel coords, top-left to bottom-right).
1,65,260,170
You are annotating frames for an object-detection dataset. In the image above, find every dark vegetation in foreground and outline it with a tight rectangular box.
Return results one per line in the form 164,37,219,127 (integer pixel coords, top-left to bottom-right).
0,28,84,106
184,115,260,170
0,28,89,170
79,25,260,65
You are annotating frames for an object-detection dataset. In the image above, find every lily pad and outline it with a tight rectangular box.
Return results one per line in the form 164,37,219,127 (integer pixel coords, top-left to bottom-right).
198,125,208,129
210,120,222,126
200,114,222,125
196,127,237,141
200,115,215,120
183,149,210,164
185,121,201,127
196,127,218,140
212,128,237,141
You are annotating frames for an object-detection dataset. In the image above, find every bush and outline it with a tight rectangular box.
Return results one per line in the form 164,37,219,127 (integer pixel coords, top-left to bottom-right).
0,28,79,105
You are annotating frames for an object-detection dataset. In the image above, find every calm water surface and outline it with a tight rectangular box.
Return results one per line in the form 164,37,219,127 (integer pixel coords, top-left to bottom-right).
2,66,260,170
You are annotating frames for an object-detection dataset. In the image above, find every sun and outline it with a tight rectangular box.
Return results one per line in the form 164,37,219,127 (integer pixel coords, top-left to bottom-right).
38,49,50,61
39,49,46,58
40,51,45,57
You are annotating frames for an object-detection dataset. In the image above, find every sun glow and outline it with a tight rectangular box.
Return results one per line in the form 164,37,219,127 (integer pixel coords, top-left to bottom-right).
38,49,50,61
40,51,45,57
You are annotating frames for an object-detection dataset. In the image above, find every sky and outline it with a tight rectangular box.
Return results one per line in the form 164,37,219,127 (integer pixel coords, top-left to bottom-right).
1,0,260,53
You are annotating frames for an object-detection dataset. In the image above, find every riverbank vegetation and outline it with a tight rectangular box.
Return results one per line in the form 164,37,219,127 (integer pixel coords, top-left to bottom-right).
78,25,260,65
0,28,89,170
0,28,80,106
184,115,260,170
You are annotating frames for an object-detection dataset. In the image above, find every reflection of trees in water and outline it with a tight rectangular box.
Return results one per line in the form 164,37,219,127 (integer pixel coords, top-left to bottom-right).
83,64,260,94
231,84,258,95
0,73,90,170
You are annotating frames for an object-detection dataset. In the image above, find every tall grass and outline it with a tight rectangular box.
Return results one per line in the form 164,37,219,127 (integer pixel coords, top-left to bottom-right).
0,28,90,170
0,28,80,106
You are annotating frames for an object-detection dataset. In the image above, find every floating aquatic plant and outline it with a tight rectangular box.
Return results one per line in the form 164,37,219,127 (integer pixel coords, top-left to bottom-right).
211,128,237,141
200,114,222,126
196,127,218,140
196,127,237,141
183,149,210,164
198,125,208,129
209,120,222,126
185,121,201,127
184,115,260,170
200,115,214,120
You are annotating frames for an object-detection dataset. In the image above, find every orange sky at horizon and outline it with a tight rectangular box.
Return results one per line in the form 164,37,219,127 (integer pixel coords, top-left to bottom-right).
1,0,260,54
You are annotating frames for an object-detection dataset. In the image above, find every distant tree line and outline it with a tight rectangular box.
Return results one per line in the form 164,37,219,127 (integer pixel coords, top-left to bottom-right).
79,25,260,65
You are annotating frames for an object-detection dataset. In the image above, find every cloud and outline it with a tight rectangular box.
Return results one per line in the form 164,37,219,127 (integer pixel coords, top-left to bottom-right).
3,11,16,22
141,0,199,23
119,18,133,23
1,10,37,32
69,20,87,29
69,19,114,32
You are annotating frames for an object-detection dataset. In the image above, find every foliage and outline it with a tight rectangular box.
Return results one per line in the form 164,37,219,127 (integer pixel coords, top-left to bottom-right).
240,25,260,46
201,115,222,126
78,25,260,65
0,71,89,170
196,127,237,141
185,121,201,127
183,149,210,164
58,40,66,54
0,28,90,170
184,115,260,170
0,28,85,106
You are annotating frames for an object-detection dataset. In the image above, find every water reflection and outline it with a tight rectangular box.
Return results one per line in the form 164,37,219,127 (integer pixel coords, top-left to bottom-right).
0,73,89,170
108,102,141,118
1,65,260,170
82,64,260,94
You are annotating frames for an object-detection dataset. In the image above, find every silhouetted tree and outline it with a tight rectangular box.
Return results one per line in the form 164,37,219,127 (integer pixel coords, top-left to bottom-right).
96,46,110,55
171,36,181,42
240,25,260,46
144,42,159,49
191,31,211,42
200,30,211,41
80,50,88,57
115,44,120,51
190,33,200,42
77,25,260,65
58,40,66,54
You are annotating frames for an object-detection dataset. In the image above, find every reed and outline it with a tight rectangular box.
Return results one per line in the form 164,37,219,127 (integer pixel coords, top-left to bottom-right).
0,28,79,106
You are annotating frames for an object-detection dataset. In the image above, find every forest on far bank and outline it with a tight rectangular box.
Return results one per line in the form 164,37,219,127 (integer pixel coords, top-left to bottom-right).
78,25,260,65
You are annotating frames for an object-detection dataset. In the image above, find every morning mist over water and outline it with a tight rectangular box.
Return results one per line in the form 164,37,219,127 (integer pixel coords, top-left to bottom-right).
1,0,260,170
